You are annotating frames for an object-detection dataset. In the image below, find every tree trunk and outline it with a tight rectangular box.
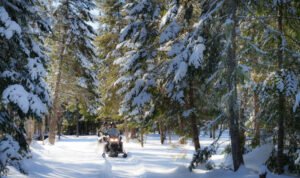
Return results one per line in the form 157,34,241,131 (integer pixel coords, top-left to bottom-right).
226,0,244,171
85,121,88,135
189,80,200,151
49,35,66,145
177,114,183,134
42,114,45,145
253,92,260,146
159,120,165,144
130,128,136,139
140,126,144,147
124,118,129,143
209,126,212,138
168,127,172,144
57,109,63,140
57,116,61,140
277,2,284,174
46,114,49,134
38,122,42,136
212,125,216,139
76,114,80,137
240,90,247,153
191,115,200,151
25,118,35,145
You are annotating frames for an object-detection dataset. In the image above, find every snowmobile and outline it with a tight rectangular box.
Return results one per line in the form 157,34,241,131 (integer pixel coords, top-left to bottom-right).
102,136,127,158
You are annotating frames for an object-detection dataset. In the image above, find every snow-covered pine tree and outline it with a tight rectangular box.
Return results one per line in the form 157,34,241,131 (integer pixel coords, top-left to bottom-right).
243,0,300,174
148,0,181,145
158,0,226,152
114,0,161,146
48,0,100,144
190,0,253,171
194,0,299,172
0,0,51,174
99,0,123,32
157,0,202,151
159,0,181,45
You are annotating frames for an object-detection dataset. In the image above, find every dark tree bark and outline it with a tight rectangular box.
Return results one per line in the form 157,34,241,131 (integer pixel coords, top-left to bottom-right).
140,126,144,147
42,114,45,145
212,125,216,139
178,114,183,134
130,128,136,139
189,80,200,151
226,0,244,171
159,120,165,144
240,90,248,153
76,113,80,137
85,121,88,135
38,122,42,136
253,92,260,146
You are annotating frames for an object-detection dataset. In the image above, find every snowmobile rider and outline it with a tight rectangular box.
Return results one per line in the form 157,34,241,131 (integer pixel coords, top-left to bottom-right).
108,122,120,137
101,121,109,136
103,122,121,153
102,122,127,157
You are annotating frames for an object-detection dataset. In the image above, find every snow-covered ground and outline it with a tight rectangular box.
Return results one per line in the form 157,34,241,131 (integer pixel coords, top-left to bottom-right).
6,131,295,178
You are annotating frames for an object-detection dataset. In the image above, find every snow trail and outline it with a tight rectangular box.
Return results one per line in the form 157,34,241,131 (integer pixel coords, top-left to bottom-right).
6,133,295,178
20,136,105,178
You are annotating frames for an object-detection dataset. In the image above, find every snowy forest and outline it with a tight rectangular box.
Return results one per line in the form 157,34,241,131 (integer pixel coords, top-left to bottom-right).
0,0,299,177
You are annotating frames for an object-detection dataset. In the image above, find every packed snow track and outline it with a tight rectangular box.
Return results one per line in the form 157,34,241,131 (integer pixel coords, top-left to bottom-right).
7,133,294,178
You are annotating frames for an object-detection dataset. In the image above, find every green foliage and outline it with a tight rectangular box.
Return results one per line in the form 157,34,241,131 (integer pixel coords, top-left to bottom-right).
266,147,300,175
222,145,232,155
189,145,216,171
251,137,260,148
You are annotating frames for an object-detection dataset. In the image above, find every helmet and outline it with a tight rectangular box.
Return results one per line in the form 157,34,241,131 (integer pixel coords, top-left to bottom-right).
110,122,116,127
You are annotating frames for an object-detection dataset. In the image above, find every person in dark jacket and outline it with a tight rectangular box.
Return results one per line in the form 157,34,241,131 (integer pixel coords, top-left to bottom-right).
101,122,109,135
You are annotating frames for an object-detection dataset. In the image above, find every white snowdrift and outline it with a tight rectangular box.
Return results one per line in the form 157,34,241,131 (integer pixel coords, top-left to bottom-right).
244,144,273,172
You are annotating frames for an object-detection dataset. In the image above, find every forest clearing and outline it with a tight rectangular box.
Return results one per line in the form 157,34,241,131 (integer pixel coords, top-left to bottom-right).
0,0,299,177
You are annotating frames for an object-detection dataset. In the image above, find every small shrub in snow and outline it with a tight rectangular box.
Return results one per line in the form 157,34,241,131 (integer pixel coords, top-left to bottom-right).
251,136,260,148
222,143,251,155
178,136,187,144
189,145,216,171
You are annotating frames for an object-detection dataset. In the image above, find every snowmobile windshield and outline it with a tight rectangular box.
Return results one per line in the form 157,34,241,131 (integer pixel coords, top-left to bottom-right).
108,128,120,137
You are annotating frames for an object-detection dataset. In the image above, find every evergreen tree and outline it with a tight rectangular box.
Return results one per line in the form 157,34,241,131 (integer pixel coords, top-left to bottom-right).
48,0,100,144
115,0,161,146
0,0,51,174
159,0,222,152
193,0,249,170
160,0,204,151
96,0,124,122
244,0,300,173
